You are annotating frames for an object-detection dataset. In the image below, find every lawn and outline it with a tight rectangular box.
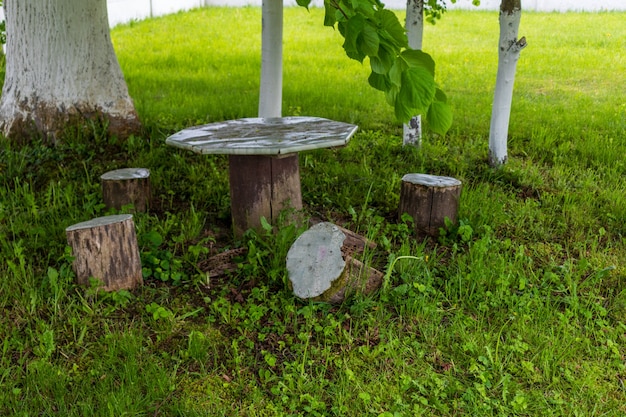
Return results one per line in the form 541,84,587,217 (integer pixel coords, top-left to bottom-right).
0,6,625,416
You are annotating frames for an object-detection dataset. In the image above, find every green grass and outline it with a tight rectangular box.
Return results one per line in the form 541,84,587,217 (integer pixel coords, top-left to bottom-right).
1,7,626,416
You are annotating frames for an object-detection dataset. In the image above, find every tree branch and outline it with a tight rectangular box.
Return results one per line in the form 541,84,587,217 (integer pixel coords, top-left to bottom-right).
509,36,527,53
329,0,349,20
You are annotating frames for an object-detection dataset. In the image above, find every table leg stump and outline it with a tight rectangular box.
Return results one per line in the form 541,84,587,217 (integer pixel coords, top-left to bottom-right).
229,154,302,237
65,214,143,291
398,174,462,237
100,168,150,213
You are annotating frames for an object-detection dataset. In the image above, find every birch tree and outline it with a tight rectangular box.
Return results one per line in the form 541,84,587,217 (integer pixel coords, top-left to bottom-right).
258,0,283,118
488,0,526,166
403,0,472,145
0,0,141,142
403,0,425,146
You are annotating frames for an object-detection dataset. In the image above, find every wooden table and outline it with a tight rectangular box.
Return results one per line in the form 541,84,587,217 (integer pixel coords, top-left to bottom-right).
166,116,358,236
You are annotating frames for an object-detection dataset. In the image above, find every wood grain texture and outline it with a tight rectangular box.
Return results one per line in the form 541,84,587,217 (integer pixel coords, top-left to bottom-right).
101,168,150,212
399,174,462,236
66,214,142,291
229,154,302,236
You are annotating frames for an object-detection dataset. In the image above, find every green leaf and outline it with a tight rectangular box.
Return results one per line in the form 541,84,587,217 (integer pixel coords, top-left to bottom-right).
376,9,408,48
342,15,366,62
352,0,376,17
385,85,398,107
400,66,436,109
388,58,405,87
369,56,385,74
427,88,453,135
142,230,163,248
368,71,390,91
260,216,272,232
400,49,435,76
296,0,311,9
397,66,436,121
369,43,394,74
434,87,448,104
47,267,59,283
394,94,413,122
323,0,337,27
263,351,277,367
358,23,379,56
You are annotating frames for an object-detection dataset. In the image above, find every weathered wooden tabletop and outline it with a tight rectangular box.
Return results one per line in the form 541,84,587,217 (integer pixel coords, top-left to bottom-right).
165,116,358,156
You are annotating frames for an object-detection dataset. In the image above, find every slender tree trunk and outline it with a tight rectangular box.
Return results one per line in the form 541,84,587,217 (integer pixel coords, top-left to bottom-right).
488,0,526,166
403,0,424,147
258,0,283,118
0,0,141,142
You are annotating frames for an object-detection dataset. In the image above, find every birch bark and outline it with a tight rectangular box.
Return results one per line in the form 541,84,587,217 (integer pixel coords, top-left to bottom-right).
258,0,283,118
403,0,424,147
488,0,526,166
0,0,140,142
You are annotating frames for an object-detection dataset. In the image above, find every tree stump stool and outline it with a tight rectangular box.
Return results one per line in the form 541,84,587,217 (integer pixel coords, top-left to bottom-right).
65,214,143,291
101,168,150,212
286,222,383,304
398,173,462,237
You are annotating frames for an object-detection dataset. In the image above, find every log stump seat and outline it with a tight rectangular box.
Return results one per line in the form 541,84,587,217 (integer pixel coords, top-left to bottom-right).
398,173,462,237
100,168,150,212
65,214,143,291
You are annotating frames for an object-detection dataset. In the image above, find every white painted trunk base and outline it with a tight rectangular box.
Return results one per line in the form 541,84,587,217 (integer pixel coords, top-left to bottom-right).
488,3,526,166
0,0,140,140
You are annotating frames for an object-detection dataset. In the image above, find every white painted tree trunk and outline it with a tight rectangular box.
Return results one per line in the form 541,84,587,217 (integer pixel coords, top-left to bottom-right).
403,0,424,147
488,0,526,166
258,0,283,118
0,0,140,141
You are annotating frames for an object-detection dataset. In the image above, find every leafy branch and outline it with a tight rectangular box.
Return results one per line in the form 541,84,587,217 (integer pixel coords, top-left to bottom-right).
424,0,481,24
298,0,452,135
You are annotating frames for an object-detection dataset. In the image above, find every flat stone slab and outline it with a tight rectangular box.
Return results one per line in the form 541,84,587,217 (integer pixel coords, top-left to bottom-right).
165,116,358,156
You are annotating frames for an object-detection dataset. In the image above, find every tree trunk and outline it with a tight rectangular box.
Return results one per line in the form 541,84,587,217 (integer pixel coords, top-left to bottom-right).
488,0,526,167
0,0,141,142
258,0,283,118
403,0,424,147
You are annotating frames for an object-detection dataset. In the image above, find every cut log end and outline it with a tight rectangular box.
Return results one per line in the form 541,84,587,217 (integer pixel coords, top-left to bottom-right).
286,222,382,304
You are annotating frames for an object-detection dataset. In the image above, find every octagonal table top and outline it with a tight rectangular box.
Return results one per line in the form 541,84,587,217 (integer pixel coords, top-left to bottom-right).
165,116,359,156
